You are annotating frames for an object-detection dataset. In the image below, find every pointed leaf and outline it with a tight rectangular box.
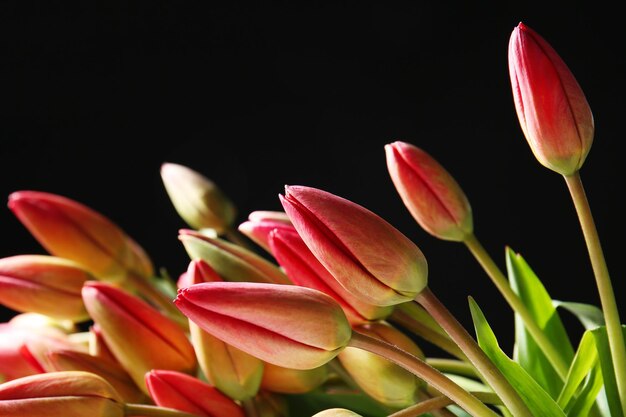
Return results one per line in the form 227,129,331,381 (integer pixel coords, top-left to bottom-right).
469,297,566,417
507,248,574,398
567,363,603,417
590,326,626,417
557,330,598,409
553,301,605,331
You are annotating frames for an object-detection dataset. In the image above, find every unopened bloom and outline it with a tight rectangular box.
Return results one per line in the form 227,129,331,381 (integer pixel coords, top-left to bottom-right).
82,281,196,392
238,210,295,253
312,410,362,417
261,362,328,394
385,141,473,241
146,370,245,417
508,22,594,175
183,260,264,401
280,186,427,306
0,371,124,417
269,228,392,324
47,349,145,403
0,255,91,321
0,324,43,381
175,282,351,369
8,191,153,281
338,322,425,408
161,162,237,233
179,230,290,284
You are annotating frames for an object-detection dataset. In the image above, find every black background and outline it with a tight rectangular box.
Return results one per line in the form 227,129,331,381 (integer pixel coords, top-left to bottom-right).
1,2,625,356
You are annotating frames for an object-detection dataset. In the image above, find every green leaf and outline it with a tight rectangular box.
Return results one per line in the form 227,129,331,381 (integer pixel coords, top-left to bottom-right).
590,326,626,417
553,301,605,330
469,297,566,417
556,329,604,417
506,248,574,398
285,391,389,417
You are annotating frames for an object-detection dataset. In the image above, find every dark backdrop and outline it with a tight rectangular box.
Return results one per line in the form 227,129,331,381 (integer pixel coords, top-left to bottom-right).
2,2,625,355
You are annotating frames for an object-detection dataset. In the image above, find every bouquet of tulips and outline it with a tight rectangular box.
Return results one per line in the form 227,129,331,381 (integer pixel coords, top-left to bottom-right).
0,22,623,417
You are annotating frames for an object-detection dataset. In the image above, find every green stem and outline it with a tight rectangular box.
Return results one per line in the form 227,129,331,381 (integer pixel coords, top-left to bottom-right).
564,172,626,415
416,390,458,417
427,358,479,379
389,392,502,417
349,331,499,417
390,307,469,361
124,403,201,417
463,233,570,380
415,289,532,417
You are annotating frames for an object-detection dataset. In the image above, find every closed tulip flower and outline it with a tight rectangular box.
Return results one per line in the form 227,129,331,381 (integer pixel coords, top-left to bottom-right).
82,282,196,393
161,162,237,233
145,370,245,417
175,282,351,370
280,186,427,306
0,255,91,321
8,191,153,282
0,371,124,417
508,22,593,175
385,142,473,241
238,210,295,253
312,410,362,417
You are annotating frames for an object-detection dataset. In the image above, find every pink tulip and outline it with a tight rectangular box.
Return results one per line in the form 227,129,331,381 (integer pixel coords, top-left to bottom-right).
280,186,428,306
0,371,124,417
82,282,196,392
238,210,295,253
385,141,473,241
269,228,392,324
175,282,352,370
8,191,153,281
0,255,91,321
177,258,222,289
146,370,245,417
508,22,594,175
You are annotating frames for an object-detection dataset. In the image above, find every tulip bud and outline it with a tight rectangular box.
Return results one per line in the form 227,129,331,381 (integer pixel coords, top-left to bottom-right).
0,255,91,321
146,370,245,417
261,362,328,394
47,350,145,403
21,330,87,373
269,229,392,324
89,324,118,363
175,282,352,370
385,142,473,242
161,162,237,233
508,22,594,175
82,281,196,393
0,371,124,417
338,321,425,408
8,191,153,281
238,211,295,253
280,186,427,306
183,260,264,401
0,324,42,381
179,230,291,284
312,410,362,417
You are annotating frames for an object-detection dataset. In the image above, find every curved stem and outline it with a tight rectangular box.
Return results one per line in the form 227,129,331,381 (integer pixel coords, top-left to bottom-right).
124,403,201,417
565,172,626,415
415,289,532,417
427,358,479,379
349,331,499,417
390,308,468,361
416,390,458,417
389,392,502,417
463,233,570,380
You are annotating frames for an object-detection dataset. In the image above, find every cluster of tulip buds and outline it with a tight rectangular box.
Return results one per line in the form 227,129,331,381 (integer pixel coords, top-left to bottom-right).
1,21,621,417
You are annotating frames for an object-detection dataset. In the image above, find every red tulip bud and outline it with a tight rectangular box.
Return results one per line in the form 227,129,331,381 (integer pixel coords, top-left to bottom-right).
0,255,91,321
145,370,245,417
8,191,153,281
175,282,351,370
508,22,594,175
385,141,473,241
280,186,427,306
82,282,196,393
0,371,124,417
269,228,392,324
238,211,295,253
